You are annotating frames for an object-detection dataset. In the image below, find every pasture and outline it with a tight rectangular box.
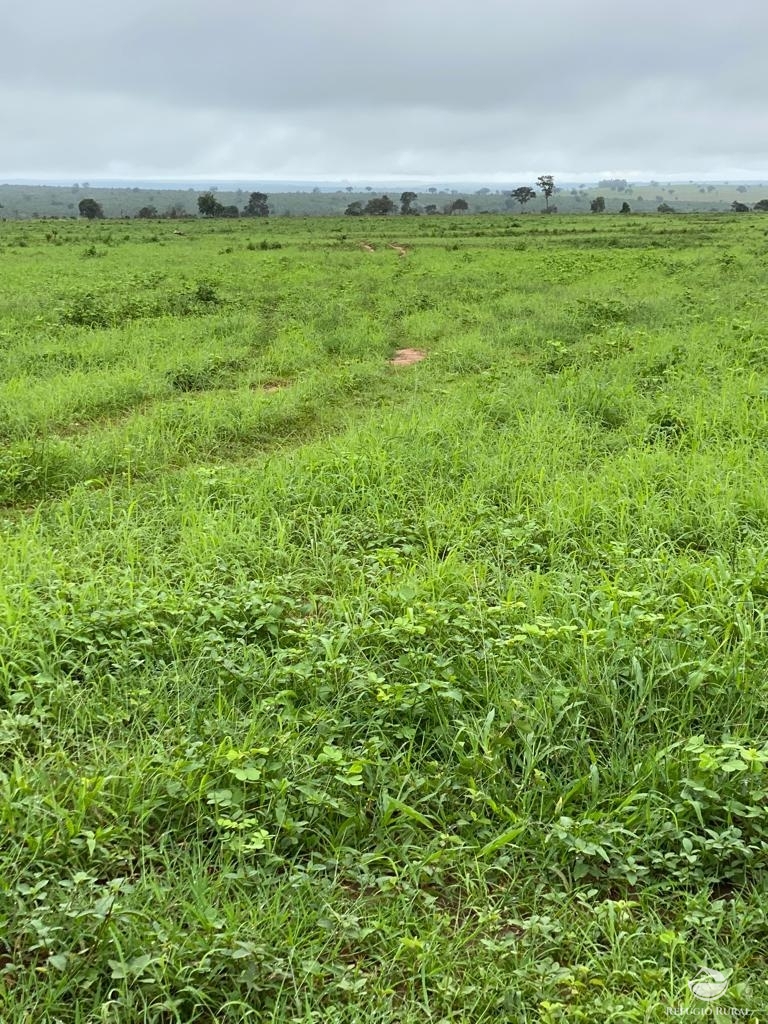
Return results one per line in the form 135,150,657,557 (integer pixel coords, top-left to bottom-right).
1,212,767,1021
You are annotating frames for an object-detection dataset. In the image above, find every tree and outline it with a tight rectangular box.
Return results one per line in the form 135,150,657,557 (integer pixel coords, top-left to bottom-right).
400,191,418,215
243,192,269,217
424,204,438,215
364,195,395,215
447,198,469,214
344,201,364,216
221,205,239,218
78,198,104,219
536,175,555,211
657,202,675,214
136,205,158,219
198,191,224,217
753,199,768,212
590,196,606,213
731,201,749,213
510,186,536,208
620,201,631,214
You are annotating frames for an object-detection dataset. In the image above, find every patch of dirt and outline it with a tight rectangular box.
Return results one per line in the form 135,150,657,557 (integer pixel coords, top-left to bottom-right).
388,243,409,256
256,380,290,393
360,242,376,253
389,348,427,367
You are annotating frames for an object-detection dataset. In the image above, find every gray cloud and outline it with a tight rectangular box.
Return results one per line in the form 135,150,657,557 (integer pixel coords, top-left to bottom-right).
3,0,767,179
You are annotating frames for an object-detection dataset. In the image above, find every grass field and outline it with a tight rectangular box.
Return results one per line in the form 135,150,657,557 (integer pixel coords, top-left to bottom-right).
1,212,768,1021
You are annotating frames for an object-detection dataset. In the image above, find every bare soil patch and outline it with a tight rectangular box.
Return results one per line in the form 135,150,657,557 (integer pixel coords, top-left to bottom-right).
389,348,427,367
360,243,376,253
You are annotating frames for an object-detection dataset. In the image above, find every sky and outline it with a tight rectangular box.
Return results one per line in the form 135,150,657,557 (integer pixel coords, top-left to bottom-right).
3,0,767,183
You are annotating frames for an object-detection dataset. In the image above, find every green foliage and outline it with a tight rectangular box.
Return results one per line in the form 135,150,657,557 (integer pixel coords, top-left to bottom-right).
243,191,269,217
56,276,224,330
5,181,768,220
510,185,536,207
400,191,418,215
77,197,104,220
0,212,767,1020
537,174,556,210
447,198,469,214
197,191,224,217
363,194,395,215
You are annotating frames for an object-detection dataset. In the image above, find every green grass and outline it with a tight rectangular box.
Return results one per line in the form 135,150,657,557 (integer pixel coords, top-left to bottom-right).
1,213,768,1021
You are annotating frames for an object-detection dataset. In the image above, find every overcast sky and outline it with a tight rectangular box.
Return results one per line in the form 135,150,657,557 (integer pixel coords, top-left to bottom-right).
3,0,767,182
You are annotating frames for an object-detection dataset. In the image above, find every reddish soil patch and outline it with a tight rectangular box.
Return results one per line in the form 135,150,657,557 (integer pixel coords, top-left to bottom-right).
389,348,427,367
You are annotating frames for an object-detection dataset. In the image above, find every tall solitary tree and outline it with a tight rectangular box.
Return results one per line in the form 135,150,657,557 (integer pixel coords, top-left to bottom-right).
536,175,555,212
78,198,104,219
590,196,606,213
243,192,269,217
197,191,224,217
400,191,418,215
447,198,469,214
510,186,536,208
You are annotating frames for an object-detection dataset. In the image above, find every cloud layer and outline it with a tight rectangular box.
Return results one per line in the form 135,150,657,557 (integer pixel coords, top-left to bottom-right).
4,0,767,179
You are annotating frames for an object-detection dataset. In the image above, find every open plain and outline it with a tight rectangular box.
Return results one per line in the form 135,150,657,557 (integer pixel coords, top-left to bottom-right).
1,212,767,1020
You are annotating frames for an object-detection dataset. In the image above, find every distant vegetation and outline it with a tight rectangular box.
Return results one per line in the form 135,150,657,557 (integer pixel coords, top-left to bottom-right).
2,179,768,219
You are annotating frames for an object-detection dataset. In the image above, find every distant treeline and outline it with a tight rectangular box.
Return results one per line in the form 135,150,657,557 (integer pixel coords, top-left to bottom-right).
2,181,768,220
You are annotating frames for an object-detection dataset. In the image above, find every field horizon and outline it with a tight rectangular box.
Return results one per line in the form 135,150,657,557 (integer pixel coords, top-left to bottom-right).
3,179,768,220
